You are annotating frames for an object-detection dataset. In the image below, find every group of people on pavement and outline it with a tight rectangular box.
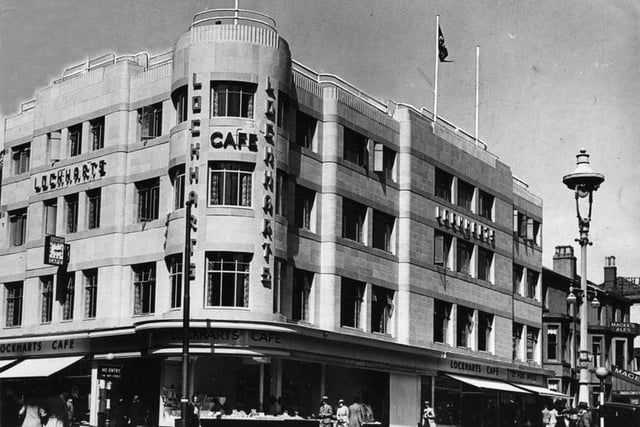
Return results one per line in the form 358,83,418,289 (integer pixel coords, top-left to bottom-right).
543,401,593,427
318,395,374,427
1,386,87,427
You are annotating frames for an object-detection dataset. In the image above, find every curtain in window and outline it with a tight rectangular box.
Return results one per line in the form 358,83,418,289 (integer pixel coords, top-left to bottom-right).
134,280,142,315
210,172,221,205
240,173,252,207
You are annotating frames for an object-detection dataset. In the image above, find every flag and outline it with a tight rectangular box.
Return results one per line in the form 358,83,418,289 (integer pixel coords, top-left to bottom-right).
438,26,449,62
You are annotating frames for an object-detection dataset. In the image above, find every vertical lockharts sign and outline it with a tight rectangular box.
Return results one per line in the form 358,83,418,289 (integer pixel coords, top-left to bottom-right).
261,77,276,286
188,72,202,259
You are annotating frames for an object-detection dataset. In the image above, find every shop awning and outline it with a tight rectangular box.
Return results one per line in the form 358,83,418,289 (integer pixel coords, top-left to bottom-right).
446,374,532,394
513,383,568,398
0,360,17,370
0,356,83,379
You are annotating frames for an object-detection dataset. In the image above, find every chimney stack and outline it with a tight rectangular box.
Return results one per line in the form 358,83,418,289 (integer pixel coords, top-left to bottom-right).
604,256,617,292
553,246,576,279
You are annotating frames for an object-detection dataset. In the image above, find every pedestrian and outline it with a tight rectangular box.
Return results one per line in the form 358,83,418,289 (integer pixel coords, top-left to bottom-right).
44,392,68,427
576,402,592,427
543,401,558,427
186,395,200,427
19,393,44,427
2,387,21,427
336,399,349,427
129,395,145,427
348,397,363,427
318,396,333,427
422,401,436,427
110,396,127,427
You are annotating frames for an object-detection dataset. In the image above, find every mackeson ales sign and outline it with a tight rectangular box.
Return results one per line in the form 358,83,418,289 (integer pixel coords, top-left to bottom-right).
611,365,640,386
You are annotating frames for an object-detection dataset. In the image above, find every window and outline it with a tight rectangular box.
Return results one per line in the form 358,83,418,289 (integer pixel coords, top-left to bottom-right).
342,198,366,243
174,86,188,124
208,162,253,207
275,171,287,216
43,199,57,236
211,82,255,118
139,102,163,139
533,220,541,245
295,185,316,231
477,248,494,283
277,91,288,128
168,256,182,309
136,178,160,222
478,311,494,352
382,146,397,182
478,190,494,221
11,143,30,174
40,276,54,324
516,211,527,238
206,252,251,307
87,189,101,229
433,299,452,344
61,272,75,321
547,325,559,361
456,240,474,275
371,286,394,334
46,131,61,164
172,166,185,210
65,194,79,233
340,278,364,328
457,306,474,349
292,268,313,322
295,111,317,150
434,231,453,269
273,259,285,314
343,127,368,169
90,117,105,151
526,270,539,300
435,168,453,202
133,263,156,315
5,282,23,327
9,209,27,246
526,326,539,363
372,210,395,253
513,264,523,295
513,323,523,361
614,338,627,368
84,270,98,319
69,124,82,157
457,179,474,211
592,336,603,367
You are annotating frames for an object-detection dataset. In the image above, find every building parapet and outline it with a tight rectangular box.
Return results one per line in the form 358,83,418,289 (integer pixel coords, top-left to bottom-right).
190,9,278,48
513,175,543,206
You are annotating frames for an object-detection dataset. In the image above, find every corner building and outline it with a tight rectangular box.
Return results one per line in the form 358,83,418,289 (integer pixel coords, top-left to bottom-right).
0,9,550,427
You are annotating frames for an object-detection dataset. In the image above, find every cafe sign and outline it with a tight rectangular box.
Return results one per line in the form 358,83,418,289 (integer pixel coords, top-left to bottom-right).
0,338,89,357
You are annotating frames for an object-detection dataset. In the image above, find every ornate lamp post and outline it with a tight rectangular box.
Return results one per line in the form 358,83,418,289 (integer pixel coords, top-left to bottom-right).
595,367,610,427
563,148,604,406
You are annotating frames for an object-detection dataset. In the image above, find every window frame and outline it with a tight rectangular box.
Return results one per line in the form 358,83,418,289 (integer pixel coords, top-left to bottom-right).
340,278,364,329
11,143,31,175
168,256,183,309
478,311,494,353
434,168,453,202
292,268,313,322
205,252,251,308
9,209,27,247
342,198,366,243
133,263,156,315
211,82,256,118
68,124,82,157
172,166,186,210
5,282,23,327
208,162,254,207
433,299,452,344
65,193,79,233
456,305,474,349
456,239,474,276
546,324,559,361
90,116,105,151
371,285,394,334
294,185,316,231
477,247,494,283
84,269,98,319
40,276,54,324
87,188,101,230
43,199,58,236
478,189,494,221
61,271,75,321
136,178,160,222
139,102,163,140
295,110,317,150
372,209,395,253
457,179,475,211
343,127,368,170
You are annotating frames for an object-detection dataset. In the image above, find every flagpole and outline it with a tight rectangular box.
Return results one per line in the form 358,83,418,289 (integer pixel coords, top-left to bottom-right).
433,15,440,128
475,45,479,147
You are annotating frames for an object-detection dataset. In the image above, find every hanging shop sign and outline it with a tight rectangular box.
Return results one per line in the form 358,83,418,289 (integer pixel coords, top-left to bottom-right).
210,130,258,151
611,365,640,386
33,159,107,193
44,235,70,266
435,206,495,245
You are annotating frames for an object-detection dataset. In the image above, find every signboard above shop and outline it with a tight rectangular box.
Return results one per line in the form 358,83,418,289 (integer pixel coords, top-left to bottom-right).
610,322,640,335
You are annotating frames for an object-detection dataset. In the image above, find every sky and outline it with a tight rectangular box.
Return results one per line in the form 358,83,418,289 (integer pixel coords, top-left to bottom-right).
1,0,638,283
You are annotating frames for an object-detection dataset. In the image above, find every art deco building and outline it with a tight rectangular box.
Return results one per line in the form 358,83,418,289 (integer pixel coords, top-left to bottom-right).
0,8,550,427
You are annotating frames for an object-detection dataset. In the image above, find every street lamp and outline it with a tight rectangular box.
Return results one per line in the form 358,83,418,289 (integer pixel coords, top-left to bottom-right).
595,367,610,427
563,148,605,406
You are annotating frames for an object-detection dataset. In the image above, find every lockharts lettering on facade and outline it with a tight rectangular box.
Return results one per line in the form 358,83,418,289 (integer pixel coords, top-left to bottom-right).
0,7,546,427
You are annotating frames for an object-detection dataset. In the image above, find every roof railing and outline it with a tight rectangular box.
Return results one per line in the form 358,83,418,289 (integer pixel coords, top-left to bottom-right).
191,8,277,32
